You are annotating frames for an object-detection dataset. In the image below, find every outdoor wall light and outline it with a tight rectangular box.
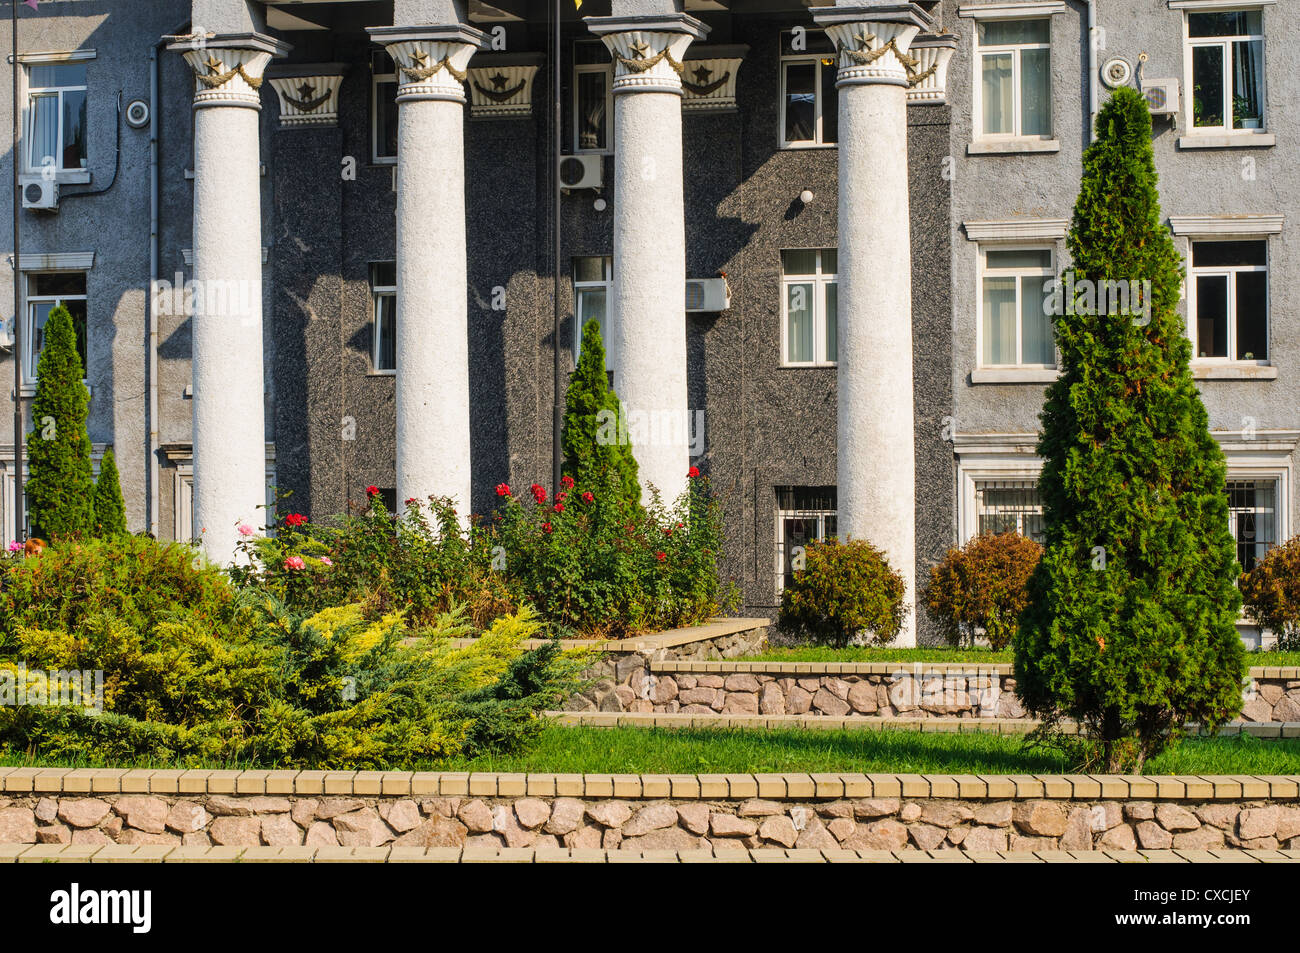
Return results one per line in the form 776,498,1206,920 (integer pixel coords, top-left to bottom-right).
593,197,607,212
799,189,814,205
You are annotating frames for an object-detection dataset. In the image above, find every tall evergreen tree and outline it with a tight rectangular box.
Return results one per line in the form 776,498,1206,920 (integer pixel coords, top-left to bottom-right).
562,319,640,503
1014,88,1244,770
93,447,128,538
26,304,95,540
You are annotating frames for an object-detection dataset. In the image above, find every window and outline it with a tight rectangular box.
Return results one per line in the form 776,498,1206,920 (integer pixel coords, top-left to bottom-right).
573,255,612,364
974,19,1051,139
372,51,398,163
1189,240,1267,362
1227,478,1277,572
26,61,87,173
780,30,838,147
974,480,1045,542
574,42,612,154
370,262,396,373
979,247,1055,367
781,248,838,366
25,272,87,382
1185,10,1265,132
775,486,837,594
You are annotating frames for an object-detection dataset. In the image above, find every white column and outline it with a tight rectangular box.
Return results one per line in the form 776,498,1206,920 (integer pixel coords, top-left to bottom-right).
587,15,708,506
171,34,286,564
367,25,484,516
813,3,931,644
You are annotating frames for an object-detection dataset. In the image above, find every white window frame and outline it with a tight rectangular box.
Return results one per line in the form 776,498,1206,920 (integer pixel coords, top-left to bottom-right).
976,244,1057,370
23,53,91,180
371,51,398,165
573,255,612,363
22,269,88,389
370,262,396,375
1180,7,1268,136
1186,238,1269,365
780,248,838,367
573,41,614,156
778,30,838,149
1225,472,1283,572
971,17,1053,142
774,487,837,597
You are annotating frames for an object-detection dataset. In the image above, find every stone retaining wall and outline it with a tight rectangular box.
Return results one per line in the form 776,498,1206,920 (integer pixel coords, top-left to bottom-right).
587,661,1300,722
0,770,1296,853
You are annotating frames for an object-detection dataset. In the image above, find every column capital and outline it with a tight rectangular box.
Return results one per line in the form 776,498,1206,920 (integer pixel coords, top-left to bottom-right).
810,4,932,89
266,64,348,127
585,14,710,95
367,23,487,104
166,32,291,109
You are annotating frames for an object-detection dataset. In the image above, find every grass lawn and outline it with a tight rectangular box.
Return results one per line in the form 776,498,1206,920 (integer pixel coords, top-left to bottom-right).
5,726,1297,776
742,646,1300,668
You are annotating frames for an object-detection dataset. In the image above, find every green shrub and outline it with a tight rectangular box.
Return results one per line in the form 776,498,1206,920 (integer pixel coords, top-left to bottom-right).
779,538,906,647
26,304,95,540
489,468,734,638
231,494,516,629
1240,536,1300,651
0,536,235,649
0,571,586,769
92,448,128,539
1014,88,1245,771
925,532,1042,650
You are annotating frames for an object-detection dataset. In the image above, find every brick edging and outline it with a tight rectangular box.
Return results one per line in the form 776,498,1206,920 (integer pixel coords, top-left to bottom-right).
3,768,1297,801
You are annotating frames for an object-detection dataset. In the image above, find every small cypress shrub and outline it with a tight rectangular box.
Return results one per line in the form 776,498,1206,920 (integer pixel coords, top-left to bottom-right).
1014,88,1245,770
562,319,640,505
93,448,128,538
26,304,95,540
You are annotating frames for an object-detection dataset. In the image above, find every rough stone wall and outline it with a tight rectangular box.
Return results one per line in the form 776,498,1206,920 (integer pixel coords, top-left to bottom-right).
570,663,1299,721
4,791,1296,853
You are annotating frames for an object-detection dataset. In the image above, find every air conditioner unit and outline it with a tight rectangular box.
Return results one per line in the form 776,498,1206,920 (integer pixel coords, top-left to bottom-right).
1141,79,1180,116
20,175,58,211
559,154,602,191
685,277,730,313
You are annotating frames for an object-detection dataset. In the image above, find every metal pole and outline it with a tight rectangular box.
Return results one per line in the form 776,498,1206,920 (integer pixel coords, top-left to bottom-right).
551,0,563,490
11,0,22,544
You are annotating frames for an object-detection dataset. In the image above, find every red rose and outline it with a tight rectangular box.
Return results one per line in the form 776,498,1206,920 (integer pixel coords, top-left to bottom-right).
366,485,379,496
542,522,553,534
530,483,547,504
496,483,512,497
688,466,700,478
405,497,418,506
663,527,673,536
284,513,307,528
581,491,594,504
555,491,567,503
655,551,667,562
560,475,575,490
554,503,565,513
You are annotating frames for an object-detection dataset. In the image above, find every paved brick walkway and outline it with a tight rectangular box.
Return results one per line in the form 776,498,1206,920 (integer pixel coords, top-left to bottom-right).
2,844,1297,863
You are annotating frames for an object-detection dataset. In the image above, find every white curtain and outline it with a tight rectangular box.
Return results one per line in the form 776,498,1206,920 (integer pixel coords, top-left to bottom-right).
982,277,1016,365
28,93,58,169
982,53,1013,135
787,283,813,363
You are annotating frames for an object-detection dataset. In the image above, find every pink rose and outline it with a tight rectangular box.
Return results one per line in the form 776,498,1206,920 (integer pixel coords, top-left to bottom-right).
319,556,333,566
284,555,306,571
237,524,255,537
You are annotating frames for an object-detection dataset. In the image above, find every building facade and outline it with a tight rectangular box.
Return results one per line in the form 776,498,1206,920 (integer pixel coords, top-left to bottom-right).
1,0,1295,645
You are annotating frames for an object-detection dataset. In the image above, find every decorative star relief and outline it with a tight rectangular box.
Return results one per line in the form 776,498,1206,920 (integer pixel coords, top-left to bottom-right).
284,80,331,113
189,51,265,91
399,46,468,83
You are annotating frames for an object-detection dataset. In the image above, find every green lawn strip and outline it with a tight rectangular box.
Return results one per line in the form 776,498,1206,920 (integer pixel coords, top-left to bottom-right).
741,646,1300,668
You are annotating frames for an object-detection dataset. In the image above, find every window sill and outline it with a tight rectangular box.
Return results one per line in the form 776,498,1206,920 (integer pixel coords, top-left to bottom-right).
967,138,1061,155
1177,133,1275,150
27,169,91,186
970,368,1059,384
18,381,92,398
368,369,396,377
779,142,837,151
1191,363,1278,380
780,362,838,369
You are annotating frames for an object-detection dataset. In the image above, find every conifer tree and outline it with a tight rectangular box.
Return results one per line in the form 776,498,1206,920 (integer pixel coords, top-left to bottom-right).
93,447,128,538
562,319,640,503
1014,88,1244,770
26,304,95,539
